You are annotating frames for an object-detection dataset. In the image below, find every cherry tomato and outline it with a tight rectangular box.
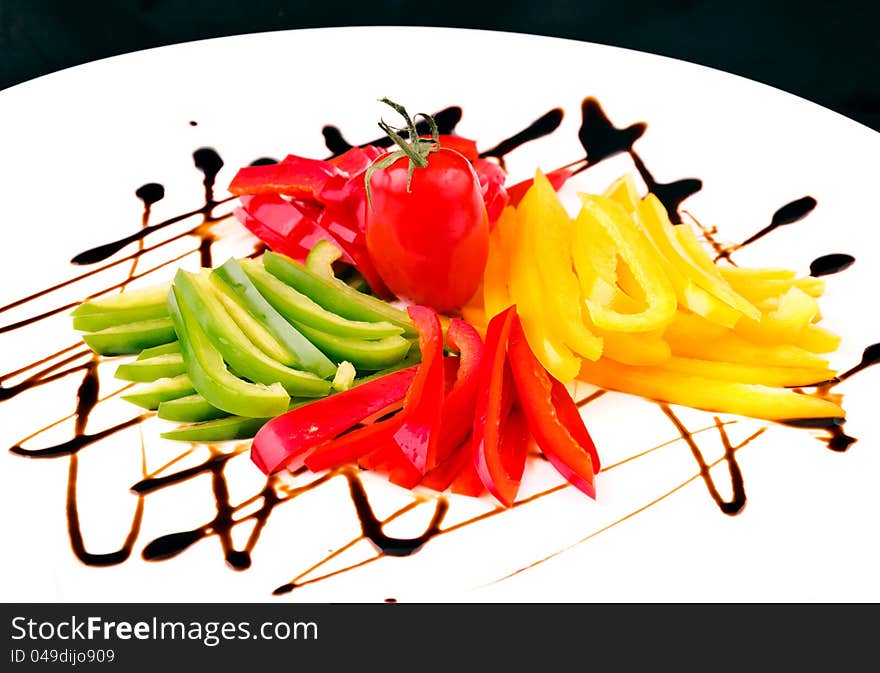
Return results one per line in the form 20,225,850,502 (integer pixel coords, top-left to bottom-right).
364,101,489,314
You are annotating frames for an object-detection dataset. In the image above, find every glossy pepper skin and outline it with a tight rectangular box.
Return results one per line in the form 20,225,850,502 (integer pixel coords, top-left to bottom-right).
507,314,599,499
250,365,419,474
167,286,290,419
472,306,521,506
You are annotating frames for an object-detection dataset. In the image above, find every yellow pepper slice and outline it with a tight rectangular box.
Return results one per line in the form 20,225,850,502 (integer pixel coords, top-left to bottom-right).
656,356,836,387
578,357,845,422
796,324,842,353
481,206,516,321
638,195,761,322
664,311,830,369
734,286,820,345
602,173,641,212
519,171,602,362
576,194,677,332
507,196,583,382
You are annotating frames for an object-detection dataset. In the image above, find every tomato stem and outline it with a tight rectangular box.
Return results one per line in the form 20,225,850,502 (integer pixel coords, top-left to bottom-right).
365,97,441,210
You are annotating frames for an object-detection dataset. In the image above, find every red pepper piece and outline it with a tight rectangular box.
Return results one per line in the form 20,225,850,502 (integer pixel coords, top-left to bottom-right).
450,451,486,498
497,405,529,490
435,319,484,462
304,417,401,472
228,155,342,200
507,168,572,207
235,194,355,265
250,365,418,474
420,437,473,492
391,305,445,473
436,135,479,163
474,158,510,225
315,169,393,298
472,306,522,506
507,314,599,499
327,145,386,176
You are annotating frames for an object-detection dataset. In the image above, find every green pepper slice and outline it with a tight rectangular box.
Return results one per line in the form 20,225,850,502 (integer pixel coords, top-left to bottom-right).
160,415,271,442
121,374,196,410
157,393,230,423
115,353,186,382
263,248,415,336
82,317,177,356
210,258,336,378
71,283,170,331
173,270,332,398
136,341,180,360
238,258,404,339
167,285,290,418
290,320,412,371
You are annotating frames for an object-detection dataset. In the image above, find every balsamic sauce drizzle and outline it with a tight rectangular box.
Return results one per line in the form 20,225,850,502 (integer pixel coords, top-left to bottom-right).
479,108,564,169
810,253,856,277
2,96,876,595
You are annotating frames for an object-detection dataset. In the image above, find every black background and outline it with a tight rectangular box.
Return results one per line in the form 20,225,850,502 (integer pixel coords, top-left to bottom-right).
1,0,879,131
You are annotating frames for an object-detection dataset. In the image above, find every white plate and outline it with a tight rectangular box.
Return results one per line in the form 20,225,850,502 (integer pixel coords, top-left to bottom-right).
1,27,878,603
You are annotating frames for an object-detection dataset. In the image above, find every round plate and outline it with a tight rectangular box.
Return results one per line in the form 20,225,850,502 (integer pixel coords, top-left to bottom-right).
1,27,878,602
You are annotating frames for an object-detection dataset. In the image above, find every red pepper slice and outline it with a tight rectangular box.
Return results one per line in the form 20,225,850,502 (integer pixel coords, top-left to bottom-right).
229,155,342,200
435,319,484,462
472,306,522,505
391,305,445,474
235,194,355,265
250,365,418,474
327,145,386,176
497,404,529,489
474,158,510,225
450,450,486,498
304,417,402,472
507,168,572,207
436,135,479,163
420,437,473,492
507,314,599,498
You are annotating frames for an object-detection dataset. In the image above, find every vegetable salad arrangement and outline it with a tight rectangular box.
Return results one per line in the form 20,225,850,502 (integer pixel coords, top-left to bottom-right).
72,99,843,507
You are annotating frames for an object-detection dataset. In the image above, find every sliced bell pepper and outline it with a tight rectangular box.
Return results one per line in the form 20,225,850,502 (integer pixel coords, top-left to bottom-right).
167,286,290,419
237,258,403,339
235,194,356,265
507,168,572,207
507,314,599,499
521,171,603,362
420,437,473,492
161,415,271,442
81,317,177,356
450,452,486,498
121,373,195,410
576,194,677,333
391,305,445,474
157,393,230,423
497,405,530,491
435,318,485,461
304,416,402,472
173,270,332,398
228,154,343,200
71,282,171,332
472,306,520,505
250,364,418,474
136,341,180,359
264,247,414,335
437,135,479,162
115,353,186,382
210,258,337,378
326,145,386,176
474,158,509,225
